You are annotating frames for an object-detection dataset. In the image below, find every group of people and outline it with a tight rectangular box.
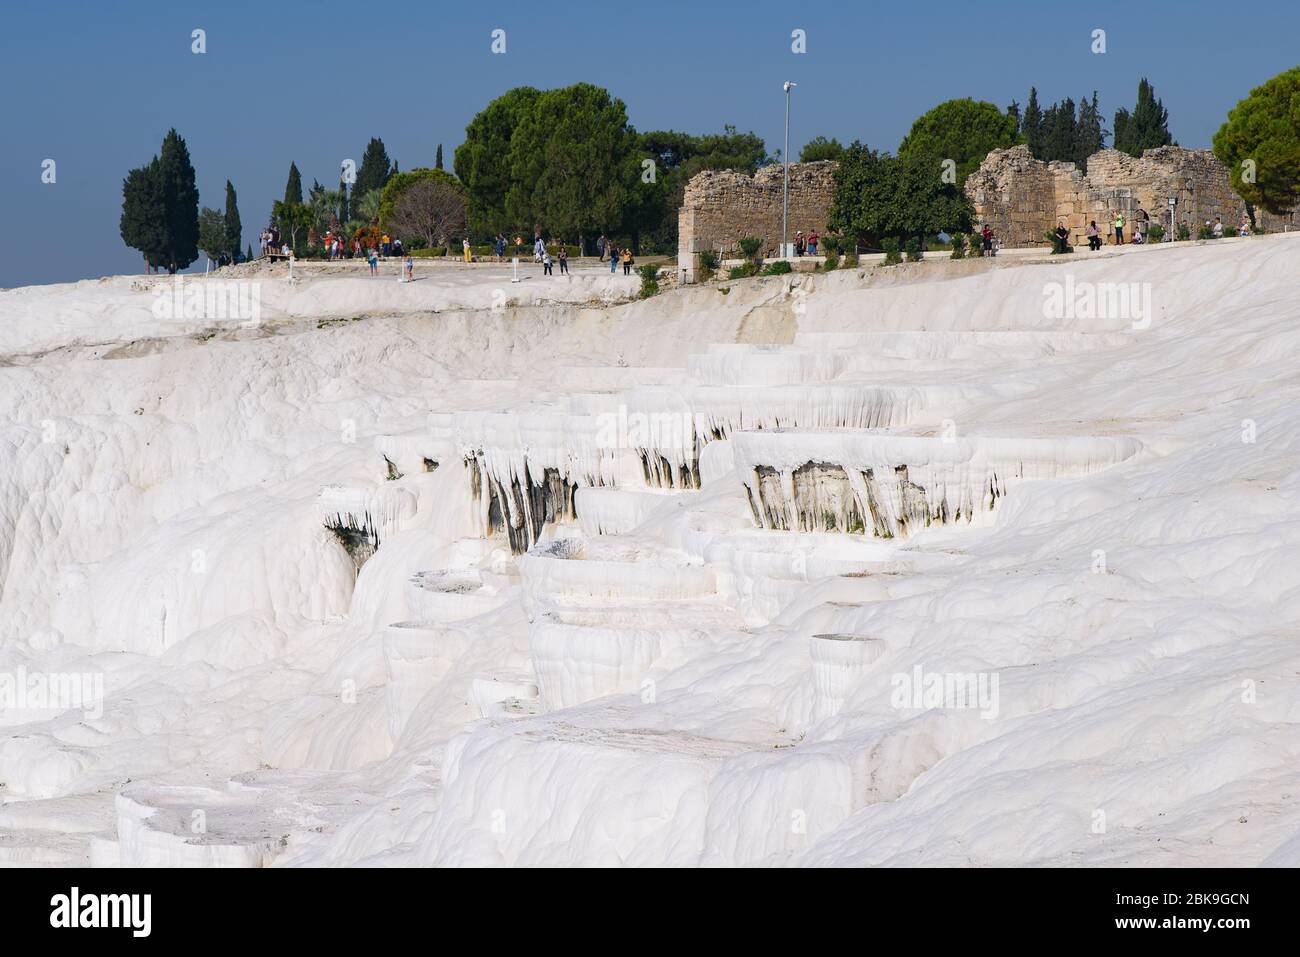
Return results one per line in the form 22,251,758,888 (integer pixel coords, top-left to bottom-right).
259,227,291,258
792,230,820,256
541,245,570,275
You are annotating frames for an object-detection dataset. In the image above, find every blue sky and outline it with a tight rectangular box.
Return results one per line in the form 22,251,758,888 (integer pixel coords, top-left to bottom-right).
3,0,1297,286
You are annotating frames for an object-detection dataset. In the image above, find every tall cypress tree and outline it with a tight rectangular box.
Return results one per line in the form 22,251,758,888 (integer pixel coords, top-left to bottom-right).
1114,79,1172,157
284,162,303,205
354,137,393,204
157,128,199,273
120,158,166,271
224,180,242,262
1022,88,1043,158
1075,92,1106,168
435,143,444,170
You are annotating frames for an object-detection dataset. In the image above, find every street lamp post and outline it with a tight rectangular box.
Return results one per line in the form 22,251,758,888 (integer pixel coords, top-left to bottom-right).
782,81,796,258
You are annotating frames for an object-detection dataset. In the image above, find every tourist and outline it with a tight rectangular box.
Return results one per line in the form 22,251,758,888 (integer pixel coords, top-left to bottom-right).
534,235,545,262
542,249,553,275
1113,212,1125,245
795,231,805,256
1132,218,1146,245
982,224,994,257
463,237,472,263
1212,217,1224,238
808,231,819,256
403,254,413,281
622,248,633,276
381,233,391,259
495,234,506,261
558,245,568,275
610,248,618,274
597,234,608,261
1054,222,1071,254
367,248,378,275
1239,215,1251,237
1085,220,1101,251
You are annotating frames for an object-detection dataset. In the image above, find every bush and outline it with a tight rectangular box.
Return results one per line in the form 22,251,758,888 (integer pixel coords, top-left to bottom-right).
821,253,839,271
881,238,902,265
1146,223,1165,242
842,251,858,267
638,263,660,298
728,264,757,280
950,234,966,259
821,235,842,255
762,259,792,276
904,237,923,262
1043,230,1072,254
1197,225,1215,240
737,236,763,261
1176,223,1191,241
697,249,719,281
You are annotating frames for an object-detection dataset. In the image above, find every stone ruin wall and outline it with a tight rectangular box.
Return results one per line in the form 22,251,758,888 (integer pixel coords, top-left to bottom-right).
967,145,1295,248
677,161,838,282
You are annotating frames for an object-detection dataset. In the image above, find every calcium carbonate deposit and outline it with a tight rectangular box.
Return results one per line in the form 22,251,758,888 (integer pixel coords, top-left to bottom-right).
1,240,1298,867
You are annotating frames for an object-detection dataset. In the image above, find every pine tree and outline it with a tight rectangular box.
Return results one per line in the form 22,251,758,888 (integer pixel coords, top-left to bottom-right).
1006,100,1021,137
435,143,444,170
1022,88,1043,157
224,180,242,262
284,162,303,205
246,243,254,263
157,128,199,273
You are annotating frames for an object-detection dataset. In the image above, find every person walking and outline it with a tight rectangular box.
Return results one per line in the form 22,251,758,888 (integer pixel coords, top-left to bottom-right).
981,224,994,257
542,249,553,275
367,247,378,276
610,247,618,274
1112,211,1125,245
622,248,633,276
597,234,607,261
403,254,414,281
558,245,568,275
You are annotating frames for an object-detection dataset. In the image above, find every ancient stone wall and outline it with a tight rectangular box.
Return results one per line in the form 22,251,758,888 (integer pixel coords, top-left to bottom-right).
677,161,838,282
967,145,1295,248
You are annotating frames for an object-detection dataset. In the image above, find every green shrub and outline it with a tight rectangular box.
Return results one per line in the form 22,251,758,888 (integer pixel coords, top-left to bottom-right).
738,236,763,261
1043,229,1073,254
950,234,966,259
761,259,792,276
881,238,902,265
904,237,923,262
821,253,839,271
842,251,858,267
821,235,842,255
638,263,660,298
1146,224,1165,242
1197,225,1215,239
728,264,756,280
1176,223,1191,241
697,249,719,281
